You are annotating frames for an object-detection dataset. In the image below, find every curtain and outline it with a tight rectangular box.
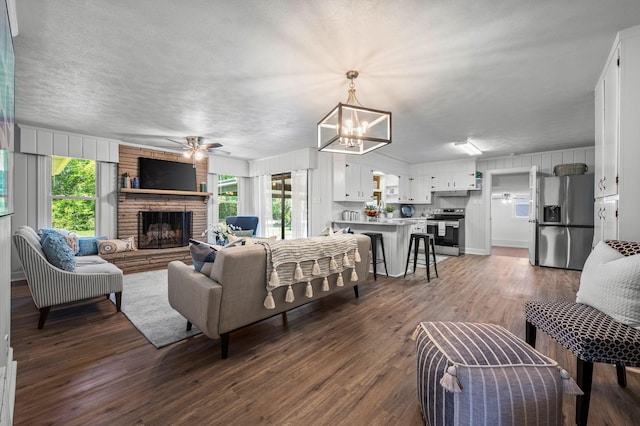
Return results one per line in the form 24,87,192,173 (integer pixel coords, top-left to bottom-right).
291,169,308,239
255,174,273,237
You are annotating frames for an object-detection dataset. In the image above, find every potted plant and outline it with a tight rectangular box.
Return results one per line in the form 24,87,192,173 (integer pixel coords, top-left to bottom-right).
364,200,379,221
385,205,395,218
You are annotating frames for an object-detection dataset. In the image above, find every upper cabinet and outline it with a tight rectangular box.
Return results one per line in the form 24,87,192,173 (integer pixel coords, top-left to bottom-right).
593,24,640,244
427,159,478,192
409,175,432,203
333,156,374,202
595,47,619,198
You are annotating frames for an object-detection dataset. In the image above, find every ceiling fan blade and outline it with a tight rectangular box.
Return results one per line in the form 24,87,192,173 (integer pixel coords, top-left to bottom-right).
202,142,223,149
208,148,231,155
166,138,187,146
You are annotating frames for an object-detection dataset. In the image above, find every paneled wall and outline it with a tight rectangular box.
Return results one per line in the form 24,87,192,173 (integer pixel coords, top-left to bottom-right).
117,146,209,244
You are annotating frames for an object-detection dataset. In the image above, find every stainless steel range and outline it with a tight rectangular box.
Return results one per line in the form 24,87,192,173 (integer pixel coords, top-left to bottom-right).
426,208,465,256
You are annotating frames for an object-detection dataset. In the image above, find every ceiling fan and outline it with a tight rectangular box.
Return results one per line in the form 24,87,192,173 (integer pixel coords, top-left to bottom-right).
167,136,231,167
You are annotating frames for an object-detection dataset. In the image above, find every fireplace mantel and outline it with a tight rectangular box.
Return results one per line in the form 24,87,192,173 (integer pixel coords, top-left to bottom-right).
120,188,212,202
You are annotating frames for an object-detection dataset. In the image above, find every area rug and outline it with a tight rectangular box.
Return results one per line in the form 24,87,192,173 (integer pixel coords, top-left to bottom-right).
111,269,201,348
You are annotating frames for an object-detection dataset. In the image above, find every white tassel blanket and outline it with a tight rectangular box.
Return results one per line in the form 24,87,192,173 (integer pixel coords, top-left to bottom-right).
260,234,361,309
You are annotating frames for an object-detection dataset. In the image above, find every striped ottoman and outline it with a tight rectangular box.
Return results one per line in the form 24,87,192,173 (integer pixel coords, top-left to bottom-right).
414,322,579,426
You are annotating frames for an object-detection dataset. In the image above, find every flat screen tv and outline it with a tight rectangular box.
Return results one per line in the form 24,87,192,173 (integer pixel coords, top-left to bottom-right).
138,157,197,191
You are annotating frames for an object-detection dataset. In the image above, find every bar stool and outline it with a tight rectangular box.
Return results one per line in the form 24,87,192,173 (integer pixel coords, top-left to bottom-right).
362,232,388,280
404,233,438,282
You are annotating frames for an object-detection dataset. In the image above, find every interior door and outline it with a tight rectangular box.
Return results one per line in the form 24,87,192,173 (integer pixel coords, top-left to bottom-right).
528,165,538,265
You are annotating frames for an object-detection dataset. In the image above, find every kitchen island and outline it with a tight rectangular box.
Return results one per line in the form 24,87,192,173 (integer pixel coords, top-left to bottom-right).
332,218,429,277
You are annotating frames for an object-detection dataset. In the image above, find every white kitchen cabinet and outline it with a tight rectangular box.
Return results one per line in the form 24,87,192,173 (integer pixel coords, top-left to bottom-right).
408,175,432,203
333,156,374,202
593,24,640,245
594,197,618,244
429,159,477,192
595,47,619,198
397,175,411,202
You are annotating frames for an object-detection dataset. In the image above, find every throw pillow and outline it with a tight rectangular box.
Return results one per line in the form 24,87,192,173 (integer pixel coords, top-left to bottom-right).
77,236,107,256
39,228,70,237
63,233,80,255
576,241,640,329
41,232,76,272
97,236,136,255
189,239,219,274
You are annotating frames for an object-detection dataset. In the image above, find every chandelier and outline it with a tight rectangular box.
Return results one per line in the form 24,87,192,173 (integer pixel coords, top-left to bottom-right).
317,70,391,155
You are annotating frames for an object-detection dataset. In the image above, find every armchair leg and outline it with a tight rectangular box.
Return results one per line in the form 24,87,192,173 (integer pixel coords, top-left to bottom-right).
576,358,594,426
353,285,359,298
37,306,51,329
525,320,537,347
616,364,627,388
186,321,192,331
220,333,230,359
114,292,122,312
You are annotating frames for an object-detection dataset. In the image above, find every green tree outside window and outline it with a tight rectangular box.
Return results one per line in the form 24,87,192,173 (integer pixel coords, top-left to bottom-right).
51,156,96,236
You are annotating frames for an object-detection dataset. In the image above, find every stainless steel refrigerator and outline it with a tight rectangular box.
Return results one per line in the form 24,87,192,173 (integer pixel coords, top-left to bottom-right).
537,174,594,270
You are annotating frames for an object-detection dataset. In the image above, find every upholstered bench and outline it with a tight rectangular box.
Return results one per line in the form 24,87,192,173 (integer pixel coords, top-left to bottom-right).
414,321,580,426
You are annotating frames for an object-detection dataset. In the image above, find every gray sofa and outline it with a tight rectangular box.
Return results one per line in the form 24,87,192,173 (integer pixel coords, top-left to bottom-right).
168,233,371,358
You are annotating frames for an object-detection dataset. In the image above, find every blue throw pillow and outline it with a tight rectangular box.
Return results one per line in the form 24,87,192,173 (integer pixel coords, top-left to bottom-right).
189,239,219,274
77,236,107,256
41,232,76,272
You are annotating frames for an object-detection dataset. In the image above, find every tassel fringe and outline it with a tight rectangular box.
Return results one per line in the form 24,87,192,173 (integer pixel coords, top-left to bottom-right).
439,365,462,393
411,325,420,340
305,281,313,298
354,248,361,263
294,263,304,280
264,291,275,309
312,260,321,276
342,253,350,267
559,368,583,395
270,269,280,287
351,269,358,282
330,256,338,271
322,277,329,291
285,285,295,303
337,272,344,287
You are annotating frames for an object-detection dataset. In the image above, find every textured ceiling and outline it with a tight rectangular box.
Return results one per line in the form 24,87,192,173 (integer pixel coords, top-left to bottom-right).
12,0,640,163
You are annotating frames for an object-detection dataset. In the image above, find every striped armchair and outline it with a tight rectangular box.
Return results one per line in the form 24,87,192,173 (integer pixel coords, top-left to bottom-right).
12,226,123,329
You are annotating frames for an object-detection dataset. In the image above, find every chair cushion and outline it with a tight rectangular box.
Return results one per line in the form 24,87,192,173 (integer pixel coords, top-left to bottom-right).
525,301,640,366
576,241,640,329
40,232,76,272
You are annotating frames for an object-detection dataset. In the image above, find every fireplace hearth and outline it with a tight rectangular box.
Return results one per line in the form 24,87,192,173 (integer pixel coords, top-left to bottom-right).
138,211,192,249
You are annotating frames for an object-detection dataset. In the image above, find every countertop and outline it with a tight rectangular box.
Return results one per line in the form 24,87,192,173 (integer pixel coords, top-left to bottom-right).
333,218,429,226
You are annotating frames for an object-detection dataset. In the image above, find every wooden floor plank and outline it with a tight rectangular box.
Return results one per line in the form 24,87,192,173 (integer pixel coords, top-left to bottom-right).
11,253,640,425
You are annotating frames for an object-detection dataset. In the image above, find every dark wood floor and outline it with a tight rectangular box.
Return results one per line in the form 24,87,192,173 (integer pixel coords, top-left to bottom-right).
10,253,640,425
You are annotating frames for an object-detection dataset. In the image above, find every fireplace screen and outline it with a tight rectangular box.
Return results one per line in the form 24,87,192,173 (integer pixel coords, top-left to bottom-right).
138,211,192,249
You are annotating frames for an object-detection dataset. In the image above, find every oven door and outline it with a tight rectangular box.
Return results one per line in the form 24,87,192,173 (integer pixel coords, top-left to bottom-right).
427,221,460,247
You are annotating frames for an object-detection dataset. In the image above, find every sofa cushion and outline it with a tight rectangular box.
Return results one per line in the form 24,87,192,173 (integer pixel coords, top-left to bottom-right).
97,236,136,255
228,234,276,245
75,261,123,275
77,236,107,256
41,232,76,272
230,229,254,237
576,241,640,329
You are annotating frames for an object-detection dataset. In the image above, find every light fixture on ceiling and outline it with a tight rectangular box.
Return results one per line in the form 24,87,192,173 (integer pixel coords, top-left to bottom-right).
317,70,391,155
454,140,483,156
180,136,208,167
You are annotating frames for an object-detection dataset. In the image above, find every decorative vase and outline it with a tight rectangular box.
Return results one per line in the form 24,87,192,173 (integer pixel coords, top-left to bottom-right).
387,212,394,219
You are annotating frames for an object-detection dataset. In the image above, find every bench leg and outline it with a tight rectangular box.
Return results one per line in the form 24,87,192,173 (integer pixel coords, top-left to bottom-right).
525,320,537,347
616,364,627,388
37,306,51,329
576,358,593,426
220,333,230,359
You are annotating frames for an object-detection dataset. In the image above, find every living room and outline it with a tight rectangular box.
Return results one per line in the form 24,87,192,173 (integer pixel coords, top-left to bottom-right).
3,2,640,425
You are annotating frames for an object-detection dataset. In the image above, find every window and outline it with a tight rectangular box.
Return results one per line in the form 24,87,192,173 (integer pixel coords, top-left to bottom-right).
218,174,238,221
513,196,529,218
51,156,96,236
